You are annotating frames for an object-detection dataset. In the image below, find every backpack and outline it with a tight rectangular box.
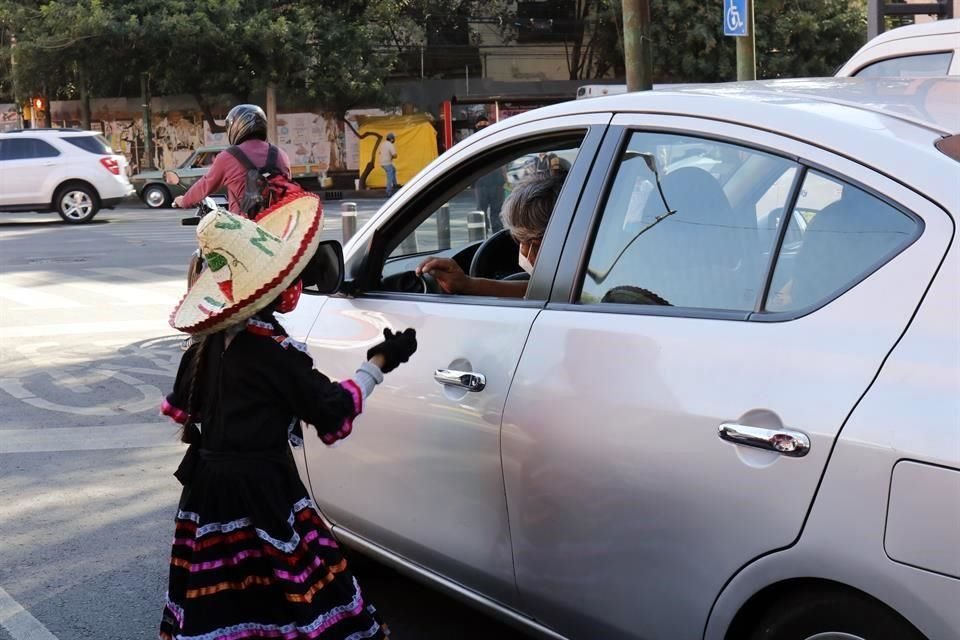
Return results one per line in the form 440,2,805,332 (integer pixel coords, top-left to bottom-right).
225,144,302,217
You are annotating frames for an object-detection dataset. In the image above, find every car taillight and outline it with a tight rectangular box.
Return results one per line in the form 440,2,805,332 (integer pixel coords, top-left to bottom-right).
100,157,120,175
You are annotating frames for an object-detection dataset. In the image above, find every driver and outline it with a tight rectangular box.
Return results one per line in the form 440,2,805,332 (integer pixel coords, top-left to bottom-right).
173,104,292,214
416,176,561,298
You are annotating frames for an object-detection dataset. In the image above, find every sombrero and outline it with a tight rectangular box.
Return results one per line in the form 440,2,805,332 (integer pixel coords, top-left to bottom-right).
170,192,323,336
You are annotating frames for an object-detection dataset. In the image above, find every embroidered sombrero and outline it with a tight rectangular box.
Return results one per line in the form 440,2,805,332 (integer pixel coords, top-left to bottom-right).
170,193,323,336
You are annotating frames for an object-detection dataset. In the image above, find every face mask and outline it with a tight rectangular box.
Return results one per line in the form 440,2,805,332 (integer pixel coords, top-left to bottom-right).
277,279,303,313
518,247,534,275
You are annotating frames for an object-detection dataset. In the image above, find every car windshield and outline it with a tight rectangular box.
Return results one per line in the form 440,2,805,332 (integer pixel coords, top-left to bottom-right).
178,152,199,169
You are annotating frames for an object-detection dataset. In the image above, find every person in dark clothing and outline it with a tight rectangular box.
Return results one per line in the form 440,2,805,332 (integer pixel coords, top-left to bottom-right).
160,192,417,640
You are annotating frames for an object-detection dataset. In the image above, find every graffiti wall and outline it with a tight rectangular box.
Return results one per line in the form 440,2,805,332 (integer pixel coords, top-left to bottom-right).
2,96,395,177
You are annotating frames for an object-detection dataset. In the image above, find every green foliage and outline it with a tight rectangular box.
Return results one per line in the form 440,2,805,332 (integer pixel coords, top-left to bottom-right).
0,0,395,115
649,0,868,82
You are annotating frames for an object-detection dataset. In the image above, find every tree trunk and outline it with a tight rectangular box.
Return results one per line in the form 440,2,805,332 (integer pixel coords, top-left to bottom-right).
195,94,225,134
78,62,91,130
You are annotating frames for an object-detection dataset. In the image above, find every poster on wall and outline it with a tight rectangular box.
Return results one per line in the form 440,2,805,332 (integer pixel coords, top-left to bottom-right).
276,113,328,173
0,104,18,132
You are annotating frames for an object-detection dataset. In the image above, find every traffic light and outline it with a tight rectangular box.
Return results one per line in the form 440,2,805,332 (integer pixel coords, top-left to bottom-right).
33,97,45,112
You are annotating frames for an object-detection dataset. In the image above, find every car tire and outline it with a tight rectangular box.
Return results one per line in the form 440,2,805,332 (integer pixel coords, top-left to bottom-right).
143,184,172,209
748,585,925,640
55,184,99,224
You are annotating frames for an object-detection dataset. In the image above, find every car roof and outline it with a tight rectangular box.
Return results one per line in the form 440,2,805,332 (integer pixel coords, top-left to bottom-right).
0,128,99,136
861,18,960,48
487,77,960,210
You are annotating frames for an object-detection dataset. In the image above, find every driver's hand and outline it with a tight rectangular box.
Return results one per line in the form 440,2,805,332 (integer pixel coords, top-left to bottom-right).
172,196,185,209
417,257,470,294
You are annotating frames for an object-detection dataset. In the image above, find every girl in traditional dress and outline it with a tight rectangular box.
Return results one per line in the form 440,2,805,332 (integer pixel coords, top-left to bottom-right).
159,193,416,639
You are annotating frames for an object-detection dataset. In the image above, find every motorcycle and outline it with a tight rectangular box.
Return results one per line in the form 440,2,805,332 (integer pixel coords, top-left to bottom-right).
165,170,223,289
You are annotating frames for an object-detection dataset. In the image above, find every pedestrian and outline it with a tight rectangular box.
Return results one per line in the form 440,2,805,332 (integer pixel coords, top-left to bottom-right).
379,132,398,196
159,192,417,640
173,104,291,215
471,117,505,232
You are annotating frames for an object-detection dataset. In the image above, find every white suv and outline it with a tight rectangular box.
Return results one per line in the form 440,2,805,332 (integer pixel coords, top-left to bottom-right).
0,128,135,223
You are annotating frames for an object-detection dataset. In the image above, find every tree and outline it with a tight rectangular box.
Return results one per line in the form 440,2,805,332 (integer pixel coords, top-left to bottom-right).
0,0,397,130
648,0,867,82
0,0,119,125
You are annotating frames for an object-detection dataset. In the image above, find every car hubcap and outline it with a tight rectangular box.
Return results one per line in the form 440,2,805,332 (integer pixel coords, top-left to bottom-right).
62,191,93,220
805,633,867,640
145,188,166,207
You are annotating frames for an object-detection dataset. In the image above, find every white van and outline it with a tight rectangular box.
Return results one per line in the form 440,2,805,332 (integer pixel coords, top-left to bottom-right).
836,18,960,77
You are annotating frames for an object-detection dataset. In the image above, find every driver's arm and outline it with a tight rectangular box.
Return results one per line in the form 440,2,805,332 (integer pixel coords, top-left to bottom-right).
416,257,527,298
175,153,230,208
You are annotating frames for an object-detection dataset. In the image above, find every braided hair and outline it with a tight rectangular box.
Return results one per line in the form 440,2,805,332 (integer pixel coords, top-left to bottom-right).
180,332,226,443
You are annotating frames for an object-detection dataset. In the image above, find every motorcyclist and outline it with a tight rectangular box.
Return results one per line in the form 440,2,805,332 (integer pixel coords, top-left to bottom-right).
173,104,292,214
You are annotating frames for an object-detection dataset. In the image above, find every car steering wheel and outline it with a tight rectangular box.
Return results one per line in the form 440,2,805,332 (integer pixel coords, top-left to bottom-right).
469,229,519,278
380,270,443,294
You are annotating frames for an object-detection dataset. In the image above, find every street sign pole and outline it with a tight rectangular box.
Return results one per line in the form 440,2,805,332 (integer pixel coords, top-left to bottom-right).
724,0,755,80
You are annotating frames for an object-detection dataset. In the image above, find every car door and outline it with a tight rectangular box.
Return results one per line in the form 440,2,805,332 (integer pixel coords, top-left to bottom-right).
298,114,609,605
501,117,952,639
0,138,63,206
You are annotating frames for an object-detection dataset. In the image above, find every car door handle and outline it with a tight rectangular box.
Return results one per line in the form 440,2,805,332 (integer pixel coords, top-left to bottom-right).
434,369,486,392
718,423,810,457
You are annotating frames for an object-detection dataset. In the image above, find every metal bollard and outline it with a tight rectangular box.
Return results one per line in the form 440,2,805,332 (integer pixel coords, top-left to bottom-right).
341,201,357,244
399,228,420,255
467,210,486,243
436,204,451,250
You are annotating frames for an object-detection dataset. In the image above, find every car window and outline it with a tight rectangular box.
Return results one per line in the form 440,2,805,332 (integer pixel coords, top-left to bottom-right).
378,138,582,293
0,138,61,161
855,51,953,78
61,134,113,155
192,152,218,168
765,171,919,313
579,132,798,311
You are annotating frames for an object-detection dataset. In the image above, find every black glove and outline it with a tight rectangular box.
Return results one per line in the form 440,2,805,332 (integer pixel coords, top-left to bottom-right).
367,328,417,373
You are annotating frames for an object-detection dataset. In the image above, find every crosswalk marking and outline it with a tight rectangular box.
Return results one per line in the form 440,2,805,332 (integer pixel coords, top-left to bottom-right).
0,585,59,640
0,423,180,454
0,283,82,309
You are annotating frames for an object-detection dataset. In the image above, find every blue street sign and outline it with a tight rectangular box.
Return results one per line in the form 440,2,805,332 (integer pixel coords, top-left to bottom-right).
724,0,748,37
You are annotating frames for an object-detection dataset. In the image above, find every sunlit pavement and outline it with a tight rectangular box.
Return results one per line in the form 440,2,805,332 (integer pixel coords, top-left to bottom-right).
0,201,527,639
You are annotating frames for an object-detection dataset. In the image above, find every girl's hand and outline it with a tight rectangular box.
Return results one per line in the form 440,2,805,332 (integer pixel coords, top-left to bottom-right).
367,328,417,373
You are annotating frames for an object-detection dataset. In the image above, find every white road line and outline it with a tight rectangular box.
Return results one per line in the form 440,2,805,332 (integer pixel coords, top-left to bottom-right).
0,284,82,309
59,281,179,305
84,267,186,288
0,585,59,640
0,320,168,339
0,423,181,454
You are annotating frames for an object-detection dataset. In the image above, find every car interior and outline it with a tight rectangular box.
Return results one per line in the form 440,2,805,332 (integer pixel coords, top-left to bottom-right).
371,138,584,297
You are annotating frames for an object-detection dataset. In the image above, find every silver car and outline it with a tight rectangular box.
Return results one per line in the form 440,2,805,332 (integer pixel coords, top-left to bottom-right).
289,78,960,640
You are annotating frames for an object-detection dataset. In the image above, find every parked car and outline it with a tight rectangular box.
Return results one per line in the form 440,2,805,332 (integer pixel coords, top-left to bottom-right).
130,144,226,208
287,77,960,640
0,128,134,223
836,18,960,77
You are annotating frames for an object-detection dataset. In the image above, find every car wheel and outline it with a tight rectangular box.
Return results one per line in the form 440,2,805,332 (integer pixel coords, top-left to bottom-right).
56,185,99,224
143,184,172,209
748,586,925,640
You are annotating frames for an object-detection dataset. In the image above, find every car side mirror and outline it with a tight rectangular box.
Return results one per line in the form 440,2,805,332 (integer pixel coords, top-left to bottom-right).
301,240,344,295
163,170,181,186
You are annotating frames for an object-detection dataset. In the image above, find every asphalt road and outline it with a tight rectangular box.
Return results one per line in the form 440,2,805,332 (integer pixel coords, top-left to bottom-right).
0,201,529,640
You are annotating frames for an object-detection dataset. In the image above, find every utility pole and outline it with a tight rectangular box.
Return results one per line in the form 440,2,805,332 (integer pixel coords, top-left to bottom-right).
622,0,653,91
736,0,756,80
141,72,155,170
10,34,23,128
266,83,277,145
